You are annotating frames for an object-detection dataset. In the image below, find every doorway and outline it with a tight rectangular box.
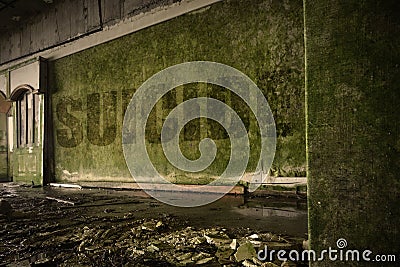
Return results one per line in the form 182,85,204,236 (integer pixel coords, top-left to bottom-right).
9,85,44,185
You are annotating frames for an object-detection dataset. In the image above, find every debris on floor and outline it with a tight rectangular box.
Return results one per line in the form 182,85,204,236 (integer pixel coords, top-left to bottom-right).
0,183,308,266
0,199,12,216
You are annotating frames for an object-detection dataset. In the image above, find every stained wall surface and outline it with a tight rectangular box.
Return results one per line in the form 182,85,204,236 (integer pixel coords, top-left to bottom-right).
305,0,400,265
49,0,306,184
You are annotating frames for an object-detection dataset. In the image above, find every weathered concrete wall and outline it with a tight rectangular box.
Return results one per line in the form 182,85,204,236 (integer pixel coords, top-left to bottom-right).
49,0,305,184
0,0,181,65
305,0,400,265
0,97,11,182
0,112,8,181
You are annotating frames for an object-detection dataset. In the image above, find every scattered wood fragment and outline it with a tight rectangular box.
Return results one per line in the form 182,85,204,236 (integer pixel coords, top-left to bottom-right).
60,200,143,209
45,196,75,206
48,183,82,189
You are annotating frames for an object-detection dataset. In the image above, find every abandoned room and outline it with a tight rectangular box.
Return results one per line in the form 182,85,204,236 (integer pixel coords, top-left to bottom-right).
0,0,399,266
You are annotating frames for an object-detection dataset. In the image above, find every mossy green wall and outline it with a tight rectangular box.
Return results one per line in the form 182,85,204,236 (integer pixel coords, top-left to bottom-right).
49,0,305,184
305,0,400,265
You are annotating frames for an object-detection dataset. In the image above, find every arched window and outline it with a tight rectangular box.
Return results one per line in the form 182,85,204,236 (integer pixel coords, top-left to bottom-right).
13,87,40,147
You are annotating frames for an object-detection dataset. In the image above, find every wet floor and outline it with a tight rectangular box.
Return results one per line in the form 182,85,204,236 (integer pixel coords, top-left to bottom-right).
0,183,308,266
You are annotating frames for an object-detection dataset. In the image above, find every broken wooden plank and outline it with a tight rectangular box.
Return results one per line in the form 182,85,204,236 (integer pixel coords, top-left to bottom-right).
45,196,75,206
48,183,82,189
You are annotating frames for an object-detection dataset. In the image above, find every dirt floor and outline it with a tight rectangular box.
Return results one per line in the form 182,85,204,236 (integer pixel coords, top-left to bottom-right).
0,183,308,266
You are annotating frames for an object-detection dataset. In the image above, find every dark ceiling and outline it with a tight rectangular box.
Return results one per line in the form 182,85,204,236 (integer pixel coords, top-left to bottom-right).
0,0,54,33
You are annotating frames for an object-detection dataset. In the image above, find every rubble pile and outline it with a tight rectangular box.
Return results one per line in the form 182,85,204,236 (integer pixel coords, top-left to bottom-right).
57,217,306,266
0,184,308,266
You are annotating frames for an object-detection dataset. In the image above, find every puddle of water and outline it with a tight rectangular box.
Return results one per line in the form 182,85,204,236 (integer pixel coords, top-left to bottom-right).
62,189,308,237
2,184,308,237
